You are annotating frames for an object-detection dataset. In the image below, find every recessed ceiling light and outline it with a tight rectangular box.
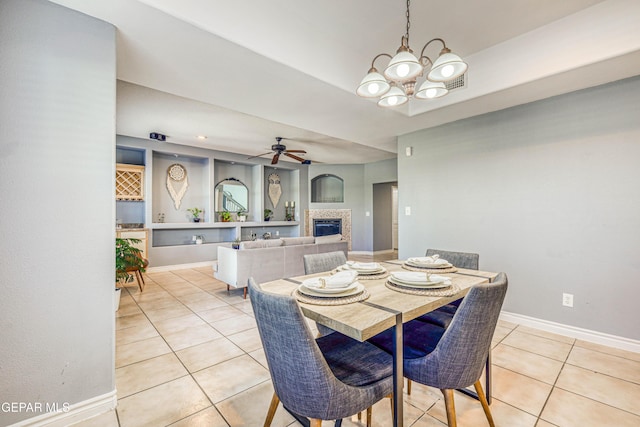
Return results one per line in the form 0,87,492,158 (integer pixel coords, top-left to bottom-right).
196,135,207,140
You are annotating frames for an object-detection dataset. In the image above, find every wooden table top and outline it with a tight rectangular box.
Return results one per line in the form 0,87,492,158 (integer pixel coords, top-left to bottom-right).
261,261,496,342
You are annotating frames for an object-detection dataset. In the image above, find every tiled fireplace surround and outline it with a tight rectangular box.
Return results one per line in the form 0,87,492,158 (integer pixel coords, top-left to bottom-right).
304,209,352,250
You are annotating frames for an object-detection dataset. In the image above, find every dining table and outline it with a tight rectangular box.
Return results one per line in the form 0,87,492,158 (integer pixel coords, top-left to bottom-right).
261,259,498,427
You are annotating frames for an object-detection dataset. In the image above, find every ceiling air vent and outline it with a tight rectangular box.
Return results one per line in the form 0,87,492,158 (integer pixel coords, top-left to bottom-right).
445,73,466,92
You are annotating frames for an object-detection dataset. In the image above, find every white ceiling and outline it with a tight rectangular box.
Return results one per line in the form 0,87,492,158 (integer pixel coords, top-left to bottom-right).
51,0,640,164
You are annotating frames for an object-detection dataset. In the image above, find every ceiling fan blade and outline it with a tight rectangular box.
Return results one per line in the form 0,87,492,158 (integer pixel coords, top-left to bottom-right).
271,153,280,164
247,151,273,160
284,149,307,153
284,152,305,162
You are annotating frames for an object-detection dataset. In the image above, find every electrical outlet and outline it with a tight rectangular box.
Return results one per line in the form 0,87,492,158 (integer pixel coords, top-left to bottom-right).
562,293,574,307
275,231,279,236
405,206,411,216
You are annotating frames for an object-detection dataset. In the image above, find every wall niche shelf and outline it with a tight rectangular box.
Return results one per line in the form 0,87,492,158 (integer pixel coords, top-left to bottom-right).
311,174,344,203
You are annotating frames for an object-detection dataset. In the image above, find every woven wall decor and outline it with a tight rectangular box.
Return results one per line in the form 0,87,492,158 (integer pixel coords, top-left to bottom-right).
166,163,189,210
268,173,282,208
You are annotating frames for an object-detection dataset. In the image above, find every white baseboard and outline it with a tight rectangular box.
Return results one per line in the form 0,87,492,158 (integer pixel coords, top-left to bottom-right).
147,261,214,273
500,311,640,353
9,389,116,427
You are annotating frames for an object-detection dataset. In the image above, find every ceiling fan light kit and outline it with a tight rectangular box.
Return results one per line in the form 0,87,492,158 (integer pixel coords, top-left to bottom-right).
357,0,468,107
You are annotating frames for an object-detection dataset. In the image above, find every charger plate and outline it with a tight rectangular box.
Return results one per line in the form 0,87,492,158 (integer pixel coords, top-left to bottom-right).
293,288,370,305
402,263,458,274
385,280,461,296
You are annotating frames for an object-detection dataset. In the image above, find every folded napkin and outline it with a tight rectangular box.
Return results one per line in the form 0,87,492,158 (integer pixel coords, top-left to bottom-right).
407,255,450,266
305,270,358,289
346,261,380,270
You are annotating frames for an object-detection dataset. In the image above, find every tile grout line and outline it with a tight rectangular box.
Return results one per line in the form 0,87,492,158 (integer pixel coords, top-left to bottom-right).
119,272,231,426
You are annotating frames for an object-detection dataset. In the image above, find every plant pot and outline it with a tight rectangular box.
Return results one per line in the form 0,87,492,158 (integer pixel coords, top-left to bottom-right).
193,218,201,223
114,288,122,312
232,243,240,250
264,218,271,222
238,216,246,222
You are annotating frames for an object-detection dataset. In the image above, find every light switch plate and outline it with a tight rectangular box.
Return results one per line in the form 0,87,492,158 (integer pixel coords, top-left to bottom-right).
405,206,411,215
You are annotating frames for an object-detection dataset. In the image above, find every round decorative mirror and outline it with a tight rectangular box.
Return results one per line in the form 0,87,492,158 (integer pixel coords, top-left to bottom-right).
215,178,249,213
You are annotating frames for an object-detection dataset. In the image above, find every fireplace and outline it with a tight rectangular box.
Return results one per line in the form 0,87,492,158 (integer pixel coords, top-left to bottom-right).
313,219,342,237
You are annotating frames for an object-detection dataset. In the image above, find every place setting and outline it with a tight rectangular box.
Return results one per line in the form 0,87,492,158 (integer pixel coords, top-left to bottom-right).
294,270,370,305
386,271,460,296
332,260,390,280
402,254,458,273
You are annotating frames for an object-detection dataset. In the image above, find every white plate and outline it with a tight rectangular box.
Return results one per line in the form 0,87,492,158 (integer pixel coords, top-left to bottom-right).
298,282,364,297
391,272,448,284
345,261,381,271
342,266,386,274
388,277,451,289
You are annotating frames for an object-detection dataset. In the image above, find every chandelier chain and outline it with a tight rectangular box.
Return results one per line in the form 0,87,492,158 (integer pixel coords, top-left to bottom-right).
405,0,411,43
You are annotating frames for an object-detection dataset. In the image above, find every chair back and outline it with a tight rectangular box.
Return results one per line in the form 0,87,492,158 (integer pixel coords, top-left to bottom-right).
248,278,342,417
303,251,347,274
425,249,479,270
409,273,507,389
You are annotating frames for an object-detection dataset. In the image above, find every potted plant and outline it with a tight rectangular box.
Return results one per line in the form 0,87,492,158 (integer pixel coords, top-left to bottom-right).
217,210,232,222
237,209,247,222
264,209,273,221
115,237,146,310
187,207,203,222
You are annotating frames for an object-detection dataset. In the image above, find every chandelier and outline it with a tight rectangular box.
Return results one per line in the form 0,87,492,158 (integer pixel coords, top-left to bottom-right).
356,0,468,107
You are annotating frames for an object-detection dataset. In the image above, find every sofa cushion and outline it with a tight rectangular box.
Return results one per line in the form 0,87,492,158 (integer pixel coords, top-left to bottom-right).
240,239,283,249
263,238,283,248
281,236,316,246
315,234,343,244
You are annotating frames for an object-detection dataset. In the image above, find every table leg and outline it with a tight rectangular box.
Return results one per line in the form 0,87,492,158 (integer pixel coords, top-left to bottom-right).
393,313,403,427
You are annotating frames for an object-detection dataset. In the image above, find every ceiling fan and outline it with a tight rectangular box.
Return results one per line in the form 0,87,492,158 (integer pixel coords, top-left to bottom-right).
248,137,309,165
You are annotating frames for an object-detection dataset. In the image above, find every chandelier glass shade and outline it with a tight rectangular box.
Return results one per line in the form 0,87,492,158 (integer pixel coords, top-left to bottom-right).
356,0,467,107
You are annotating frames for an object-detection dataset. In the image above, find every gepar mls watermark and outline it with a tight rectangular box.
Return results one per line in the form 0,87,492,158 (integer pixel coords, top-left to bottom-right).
2,402,70,413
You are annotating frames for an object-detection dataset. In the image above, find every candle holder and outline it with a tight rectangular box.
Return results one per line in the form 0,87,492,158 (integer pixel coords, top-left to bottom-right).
285,201,295,221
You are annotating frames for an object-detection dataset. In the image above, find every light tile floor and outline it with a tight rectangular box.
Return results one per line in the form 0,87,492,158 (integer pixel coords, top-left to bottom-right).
76,254,640,426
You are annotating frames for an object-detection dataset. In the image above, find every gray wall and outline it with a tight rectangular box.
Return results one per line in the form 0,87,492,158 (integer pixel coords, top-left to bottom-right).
310,159,398,252
0,0,116,424
309,164,366,249
398,76,640,340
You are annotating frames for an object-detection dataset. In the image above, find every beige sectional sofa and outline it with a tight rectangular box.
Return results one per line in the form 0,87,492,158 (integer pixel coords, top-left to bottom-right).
214,235,348,296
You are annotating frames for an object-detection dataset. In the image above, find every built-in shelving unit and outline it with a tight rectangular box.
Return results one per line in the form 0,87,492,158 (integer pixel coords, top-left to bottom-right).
116,140,306,266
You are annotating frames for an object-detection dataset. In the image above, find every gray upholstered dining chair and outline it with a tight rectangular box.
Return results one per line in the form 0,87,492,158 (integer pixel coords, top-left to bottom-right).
418,249,479,328
303,251,348,337
303,251,347,275
248,278,394,427
370,273,508,427
425,248,479,270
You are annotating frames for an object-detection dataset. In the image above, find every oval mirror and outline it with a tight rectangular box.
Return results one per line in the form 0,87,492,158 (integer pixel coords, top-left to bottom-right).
215,178,249,213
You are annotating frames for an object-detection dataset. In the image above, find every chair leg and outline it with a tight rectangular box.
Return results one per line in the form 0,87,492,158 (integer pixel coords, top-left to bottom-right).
264,392,280,427
407,378,412,395
137,270,146,291
473,381,495,427
244,287,248,299
357,411,362,421
366,406,372,427
441,389,457,427
133,271,143,292
309,419,322,427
